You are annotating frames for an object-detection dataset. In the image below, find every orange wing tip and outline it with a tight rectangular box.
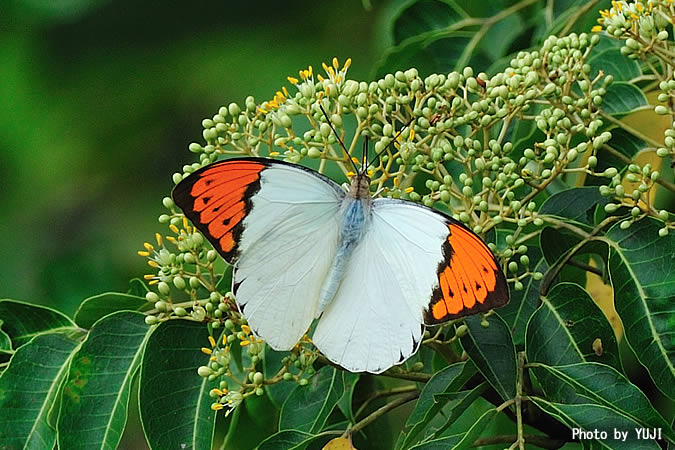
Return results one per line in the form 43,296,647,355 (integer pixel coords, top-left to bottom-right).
173,159,267,264
431,301,448,321
425,222,509,325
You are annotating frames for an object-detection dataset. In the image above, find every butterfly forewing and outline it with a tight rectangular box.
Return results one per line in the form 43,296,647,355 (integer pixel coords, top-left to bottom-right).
173,158,345,349
172,159,267,262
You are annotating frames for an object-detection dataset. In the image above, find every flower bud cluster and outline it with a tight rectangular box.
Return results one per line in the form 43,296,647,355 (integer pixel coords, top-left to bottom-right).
137,24,675,411
602,162,670,234
657,120,675,162
198,325,271,412
590,0,674,233
163,34,674,306
595,1,672,43
138,215,232,326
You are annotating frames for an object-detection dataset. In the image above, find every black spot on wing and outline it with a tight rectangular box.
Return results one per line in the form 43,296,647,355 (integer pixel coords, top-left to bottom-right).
233,279,242,295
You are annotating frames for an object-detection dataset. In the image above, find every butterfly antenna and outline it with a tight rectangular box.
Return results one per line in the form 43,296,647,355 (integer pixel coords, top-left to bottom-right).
367,117,414,171
318,104,359,173
362,136,369,175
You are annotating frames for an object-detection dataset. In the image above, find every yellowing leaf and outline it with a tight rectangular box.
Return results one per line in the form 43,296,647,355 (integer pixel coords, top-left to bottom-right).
323,436,357,450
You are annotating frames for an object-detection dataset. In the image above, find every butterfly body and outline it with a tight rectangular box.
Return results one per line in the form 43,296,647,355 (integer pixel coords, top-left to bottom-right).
173,157,509,373
318,173,373,314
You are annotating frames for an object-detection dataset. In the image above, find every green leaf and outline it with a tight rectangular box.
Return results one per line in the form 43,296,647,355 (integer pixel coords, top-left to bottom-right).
220,402,241,450
0,332,80,449
279,366,343,433
592,34,624,53
140,319,218,450
0,320,11,351
449,407,499,450
586,128,648,186
526,283,622,370
377,0,527,77
539,227,608,278
391,0,466,45
127,278,150,297
532,0,593,39
263,346,296,409
587,48,641,82
374,33,474,79
336,372,360,424
215,266,233,293
427,382,488,440
409,434,464,449
257,429,321,450
392,0,523,61
461,313,517,402
531,398,661,448
509,103,546,156
0,299,76,348
532,362,675,443
539,187,609,228
499,245,548,346
57,311,150,450
601,218,675,399
601,82,648,116
606,127,648,158
397,361,472,449
73,292,148,328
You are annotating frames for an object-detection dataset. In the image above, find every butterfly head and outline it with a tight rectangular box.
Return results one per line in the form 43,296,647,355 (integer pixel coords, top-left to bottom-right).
348,172,371,199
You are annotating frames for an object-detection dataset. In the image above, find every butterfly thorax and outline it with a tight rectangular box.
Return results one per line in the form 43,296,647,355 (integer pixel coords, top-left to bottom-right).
316,173,372,316
347,173,372,200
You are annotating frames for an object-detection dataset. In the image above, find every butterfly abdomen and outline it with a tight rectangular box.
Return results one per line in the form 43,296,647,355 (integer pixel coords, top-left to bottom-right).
317,197,371,315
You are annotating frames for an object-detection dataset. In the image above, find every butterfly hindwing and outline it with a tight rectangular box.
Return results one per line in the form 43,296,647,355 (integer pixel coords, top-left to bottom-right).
426,222,509,324
173,158,346,350
312,199,452,373
312,199,508,373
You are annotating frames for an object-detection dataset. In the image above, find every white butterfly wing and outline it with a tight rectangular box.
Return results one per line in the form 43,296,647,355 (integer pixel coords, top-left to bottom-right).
312,199,450,373
233,163,345,350
173,158,345,351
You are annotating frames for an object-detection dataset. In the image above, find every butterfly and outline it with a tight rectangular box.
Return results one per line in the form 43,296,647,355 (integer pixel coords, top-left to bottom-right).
172,138,509,374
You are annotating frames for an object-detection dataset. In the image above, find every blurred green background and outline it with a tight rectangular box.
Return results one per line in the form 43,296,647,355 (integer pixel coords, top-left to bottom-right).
3,2,671,449
0,0,395,315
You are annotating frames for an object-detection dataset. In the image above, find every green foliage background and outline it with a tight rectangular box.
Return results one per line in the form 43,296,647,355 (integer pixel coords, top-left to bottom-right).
1,0,674,449
0,0,381,314
1,2,382,448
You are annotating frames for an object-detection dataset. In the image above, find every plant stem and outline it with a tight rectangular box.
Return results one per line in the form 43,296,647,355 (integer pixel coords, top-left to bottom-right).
600,111,663,149
315,354,432,382
344,391,419,436
473,434,566,449
539,215,619,296
515,352,526,450
602,144,675,193
559,0,603,36
567,258,604,277
354,385,419,419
